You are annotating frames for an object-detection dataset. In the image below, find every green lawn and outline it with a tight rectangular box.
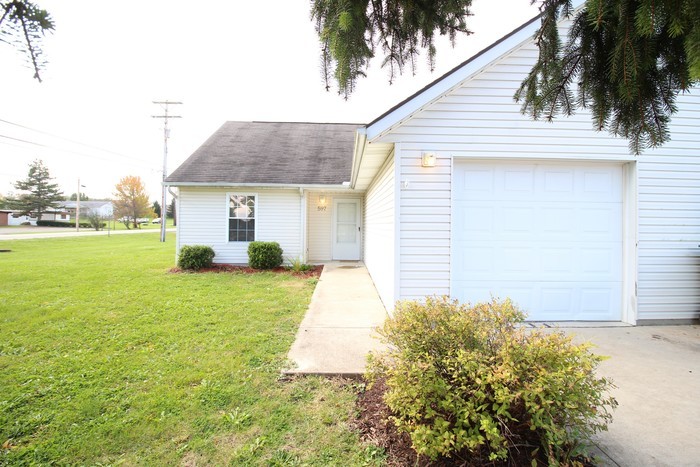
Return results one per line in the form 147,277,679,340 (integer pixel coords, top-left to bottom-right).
0,219,173,233
0,236,379,465
107,218,176,231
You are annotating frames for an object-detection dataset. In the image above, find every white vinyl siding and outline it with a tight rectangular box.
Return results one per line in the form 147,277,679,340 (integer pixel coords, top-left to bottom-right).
637,92,700,321
381,22,700,322
177,187,302,264
397,144,452,300
364,154,395,308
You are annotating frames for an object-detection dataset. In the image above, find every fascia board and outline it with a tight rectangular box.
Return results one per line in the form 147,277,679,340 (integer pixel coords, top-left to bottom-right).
349,128,368,189
163,182,352,191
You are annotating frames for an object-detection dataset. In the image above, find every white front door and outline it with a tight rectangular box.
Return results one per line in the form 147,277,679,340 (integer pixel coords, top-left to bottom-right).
332,199,361,260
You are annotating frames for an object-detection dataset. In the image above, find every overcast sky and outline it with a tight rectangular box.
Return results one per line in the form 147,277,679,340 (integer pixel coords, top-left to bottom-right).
0,0,539,202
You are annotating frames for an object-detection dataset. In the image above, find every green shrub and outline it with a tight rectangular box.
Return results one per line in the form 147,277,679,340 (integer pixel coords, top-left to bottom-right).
367,296,617,465
247,242,283,270
37,220,104,228
177,245,215,271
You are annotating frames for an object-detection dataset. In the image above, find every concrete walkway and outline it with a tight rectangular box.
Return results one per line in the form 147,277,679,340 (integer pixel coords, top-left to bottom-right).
285,262,388,376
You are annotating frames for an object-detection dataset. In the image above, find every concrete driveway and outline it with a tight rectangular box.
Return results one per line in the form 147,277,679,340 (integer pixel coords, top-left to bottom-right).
561,325,700,466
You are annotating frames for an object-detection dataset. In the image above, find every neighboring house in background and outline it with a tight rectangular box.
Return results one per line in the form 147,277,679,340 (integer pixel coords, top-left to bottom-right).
39,208,71,222
63,200,114,219
165,11,699,325
0,210,10,226
0,209,69,225
3,212,38,226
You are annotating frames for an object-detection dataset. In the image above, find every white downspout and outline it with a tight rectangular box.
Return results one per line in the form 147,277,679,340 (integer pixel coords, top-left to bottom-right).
299,187,307,263
168,187,180,260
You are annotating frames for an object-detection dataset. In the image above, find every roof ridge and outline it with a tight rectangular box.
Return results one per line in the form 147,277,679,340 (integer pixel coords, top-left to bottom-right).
242,121,363,125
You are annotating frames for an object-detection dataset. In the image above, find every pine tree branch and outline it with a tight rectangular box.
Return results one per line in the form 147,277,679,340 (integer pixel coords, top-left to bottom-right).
18,4,42,82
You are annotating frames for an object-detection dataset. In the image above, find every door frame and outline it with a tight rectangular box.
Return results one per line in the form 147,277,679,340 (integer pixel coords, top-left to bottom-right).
331,198,362,260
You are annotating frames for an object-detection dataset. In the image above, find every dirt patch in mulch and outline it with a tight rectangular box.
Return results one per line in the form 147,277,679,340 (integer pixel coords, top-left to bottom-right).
168,264,323,278
352,378,597,467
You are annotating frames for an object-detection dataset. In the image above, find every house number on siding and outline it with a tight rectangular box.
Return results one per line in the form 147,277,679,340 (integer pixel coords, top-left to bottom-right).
317,206,327,211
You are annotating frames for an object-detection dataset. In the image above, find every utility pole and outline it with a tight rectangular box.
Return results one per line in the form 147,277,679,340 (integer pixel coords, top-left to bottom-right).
76,179,85,232
152,100,182,242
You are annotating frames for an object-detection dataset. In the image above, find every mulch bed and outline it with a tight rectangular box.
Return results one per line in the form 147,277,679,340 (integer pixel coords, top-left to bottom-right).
168,264,323,278
352,378,597,467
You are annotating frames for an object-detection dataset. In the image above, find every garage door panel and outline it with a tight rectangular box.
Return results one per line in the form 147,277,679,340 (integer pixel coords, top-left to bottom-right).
542,207,575,233
453,280,622,321
455,202,621,242
452,161,623,321
503,207,535,232
459,168,496,198
455,241,620,282
579,208,618,235
580,248,619,275
543,170,575,194
582,170,619,198
501,247,534,273
541,247,574,273
458,206,494,233
503,168,535,193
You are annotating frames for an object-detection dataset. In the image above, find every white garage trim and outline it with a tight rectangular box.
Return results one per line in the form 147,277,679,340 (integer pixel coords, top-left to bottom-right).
451,159,637,323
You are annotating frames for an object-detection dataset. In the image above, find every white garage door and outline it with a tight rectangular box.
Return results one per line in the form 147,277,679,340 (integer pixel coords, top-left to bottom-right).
452,161,623,321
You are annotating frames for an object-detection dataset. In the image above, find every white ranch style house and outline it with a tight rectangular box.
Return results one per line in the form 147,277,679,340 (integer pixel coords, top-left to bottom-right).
166,10,700,325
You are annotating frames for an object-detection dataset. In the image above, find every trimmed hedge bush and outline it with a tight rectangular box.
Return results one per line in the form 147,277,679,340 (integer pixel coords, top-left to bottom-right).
177,245,215,271
247,241,283,270
367,296,617,464
37,220,105,228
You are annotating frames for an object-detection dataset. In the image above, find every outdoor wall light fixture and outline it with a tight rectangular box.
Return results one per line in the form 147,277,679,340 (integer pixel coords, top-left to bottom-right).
319,195,327,205
421,152,437,167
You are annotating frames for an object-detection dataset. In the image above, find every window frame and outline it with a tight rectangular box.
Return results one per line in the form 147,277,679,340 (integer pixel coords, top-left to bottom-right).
227,192,258,243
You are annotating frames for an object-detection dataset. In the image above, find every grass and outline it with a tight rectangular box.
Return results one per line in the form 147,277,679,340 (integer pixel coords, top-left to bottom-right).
0,235,380,465
107,218,176,231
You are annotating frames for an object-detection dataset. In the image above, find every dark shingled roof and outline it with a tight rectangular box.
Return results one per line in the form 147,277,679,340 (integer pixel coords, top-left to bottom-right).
166,121,360,186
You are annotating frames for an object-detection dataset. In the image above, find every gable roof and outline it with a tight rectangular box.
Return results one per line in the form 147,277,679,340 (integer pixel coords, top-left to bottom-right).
166,121,360,187
363,11,552,142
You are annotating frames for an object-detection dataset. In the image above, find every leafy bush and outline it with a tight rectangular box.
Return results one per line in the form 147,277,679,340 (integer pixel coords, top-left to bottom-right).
247,242,283,270
367,296,617,465
178,245,215,271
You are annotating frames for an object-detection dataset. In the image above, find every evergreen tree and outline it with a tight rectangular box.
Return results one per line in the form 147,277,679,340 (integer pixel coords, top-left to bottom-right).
167,198,176,226
152,200,161,218
312,0,699,153
9,159,64,220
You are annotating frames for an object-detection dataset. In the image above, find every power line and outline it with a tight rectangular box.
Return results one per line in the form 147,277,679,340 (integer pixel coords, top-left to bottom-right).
0,133,45,147
0,117,158,166
0,134,159,173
